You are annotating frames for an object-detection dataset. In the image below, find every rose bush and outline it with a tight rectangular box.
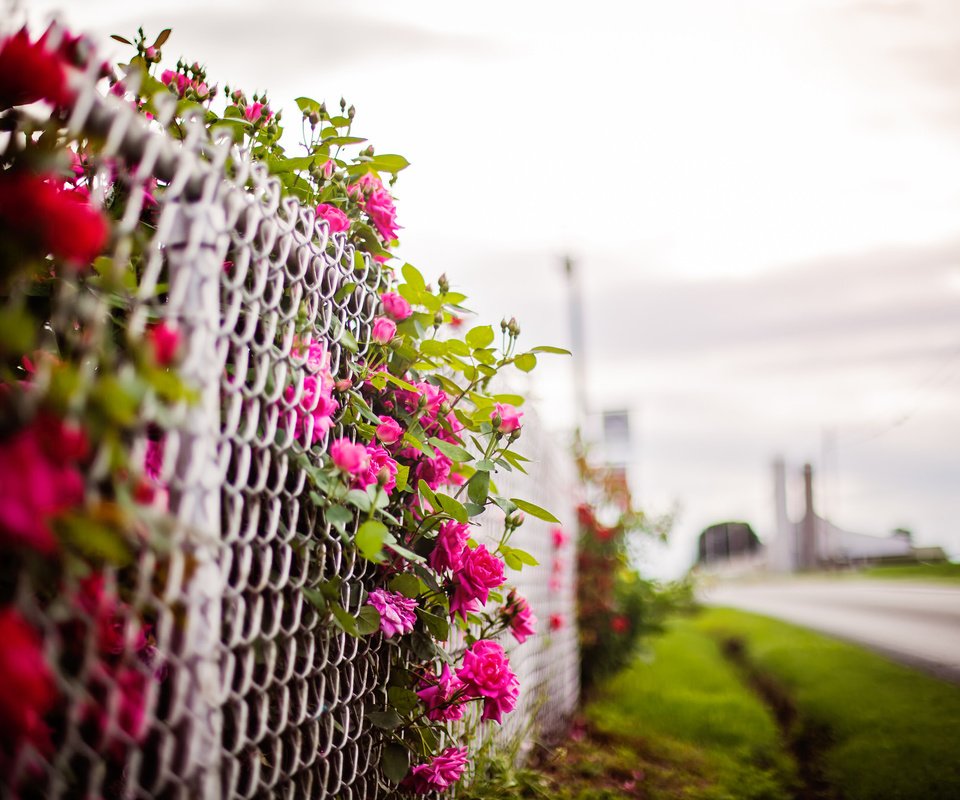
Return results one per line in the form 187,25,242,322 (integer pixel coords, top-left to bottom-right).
0,23,568,797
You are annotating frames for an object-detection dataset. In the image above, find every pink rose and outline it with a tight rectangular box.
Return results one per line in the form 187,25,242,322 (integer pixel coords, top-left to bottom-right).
380,291,412,321
406,747,468,794
147,322,180,366
286,374,339,445
375,415,403,445
316,203,350,233
320,160,336,179
449,545,505,620
503,588,537,644
456,640,519,724
0,608,56,758
365,186,400,242
371,316,397,344
551,526,569,549
416,664,467,722
491,402,522,433
0,415,85,553
353,445,398,495
366,588,418,638
428,520,470,573
329,438,369,474
549,613,565,632
413,447,452,492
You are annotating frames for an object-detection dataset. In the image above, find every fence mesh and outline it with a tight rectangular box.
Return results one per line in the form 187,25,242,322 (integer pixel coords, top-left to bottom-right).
4,29,578,799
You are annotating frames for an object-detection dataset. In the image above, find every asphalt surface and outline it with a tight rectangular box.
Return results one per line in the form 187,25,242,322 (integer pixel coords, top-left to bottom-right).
701,578,960,683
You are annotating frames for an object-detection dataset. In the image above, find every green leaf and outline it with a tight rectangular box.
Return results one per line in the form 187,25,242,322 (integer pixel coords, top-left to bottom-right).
531,345,572,355
152,28,172,48
474,459,495,472
514,353,537,372
465,325,495,349
368,710,403,730
394,463,410,493
0,305,36,356
357,605,381,635
356,519,388,561
465,502,485,518
325,505,353,533
381,743,410,784
56,513,132,566
369,154,410,173
492,496,518,516
467,471,490,506
492,393,525,406
388,687,421,714
339,327,359,354
419,340,447,358
389,573,421,598
401,262,426,293
295,96,320,114
302,587,328,612
428,438,472,463
384,539,425,563
503,549,523,571
346,489,372,513
417,608,450,640
435,493,468,524
511,547,539,567
509,497,560,523
111,34,133,45
329,602,361,636
417,479,439,510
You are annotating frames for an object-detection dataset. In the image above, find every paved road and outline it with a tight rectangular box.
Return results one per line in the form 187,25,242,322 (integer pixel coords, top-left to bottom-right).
700,578,960,682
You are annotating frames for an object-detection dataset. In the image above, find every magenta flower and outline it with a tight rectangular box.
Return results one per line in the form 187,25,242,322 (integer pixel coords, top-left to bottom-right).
366,588,418,638
371,316,397,344
428,520,470,573
0,608,56,758
352,445,398,495
416,664,468,721
329,438,369,475
365,187,401,242
375,415,403,445
147,322,180,366
0,415,85,554
413,446,452,492
551,525,569,549
286,373,339,445
316,203,350,233
491,402,522,433
406,747,469,794
449,544,505,620
380,291,412,321
503,588,537,645
456,640,520,724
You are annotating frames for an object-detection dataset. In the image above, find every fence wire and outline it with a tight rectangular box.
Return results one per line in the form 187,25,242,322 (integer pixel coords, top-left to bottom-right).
7,36,578,799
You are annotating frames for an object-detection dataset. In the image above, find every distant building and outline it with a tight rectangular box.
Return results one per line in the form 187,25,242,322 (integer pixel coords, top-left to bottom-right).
697,522,762,566
769,460,942,572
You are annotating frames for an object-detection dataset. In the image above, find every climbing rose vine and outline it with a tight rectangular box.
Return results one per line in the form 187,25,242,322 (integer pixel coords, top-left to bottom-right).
0,23,568,797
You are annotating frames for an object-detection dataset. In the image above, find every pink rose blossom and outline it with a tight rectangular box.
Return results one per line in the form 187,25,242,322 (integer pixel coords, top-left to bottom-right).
371,316,397,344
406,747,469,794
286,374,339,445
320,160,336,179
503,588,537,644
243,101,271,123
416,664,467,722
380,291,412,321
456,640,519,724
329,438,369,474
375,415,403,445
549,613,566,632
352,445,398,495
365,187,401,242
366,588,418,638
413,447,452,492
551,526,569,549
0,415,85,553
491,402,522,433
316,203,350,233
428,520,470,573
0,608,56,758
449,545,505,620
147,322,180,366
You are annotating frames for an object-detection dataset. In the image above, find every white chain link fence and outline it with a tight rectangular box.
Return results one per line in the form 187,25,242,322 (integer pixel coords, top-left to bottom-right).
8,37,579,799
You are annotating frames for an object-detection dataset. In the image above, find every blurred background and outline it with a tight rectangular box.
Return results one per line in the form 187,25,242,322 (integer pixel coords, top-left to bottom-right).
23,0,960,577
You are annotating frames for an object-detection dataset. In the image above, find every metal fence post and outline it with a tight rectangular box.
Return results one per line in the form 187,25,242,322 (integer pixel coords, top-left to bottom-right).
165,195,228,798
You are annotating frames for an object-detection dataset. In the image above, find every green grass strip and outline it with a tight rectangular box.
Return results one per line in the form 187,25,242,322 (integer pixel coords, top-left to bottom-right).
696,607,960,800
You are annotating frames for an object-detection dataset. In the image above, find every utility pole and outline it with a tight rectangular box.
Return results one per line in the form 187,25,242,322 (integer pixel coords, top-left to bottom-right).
563,255,588,431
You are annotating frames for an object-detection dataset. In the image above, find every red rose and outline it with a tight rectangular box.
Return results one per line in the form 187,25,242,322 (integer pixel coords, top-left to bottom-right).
0,609,56,760
0,29,68,109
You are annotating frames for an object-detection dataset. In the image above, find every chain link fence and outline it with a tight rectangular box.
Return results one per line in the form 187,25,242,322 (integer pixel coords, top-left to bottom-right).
6,35,578,799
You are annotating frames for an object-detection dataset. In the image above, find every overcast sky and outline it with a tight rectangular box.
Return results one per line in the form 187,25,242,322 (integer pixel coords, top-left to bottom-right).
21,0,960,575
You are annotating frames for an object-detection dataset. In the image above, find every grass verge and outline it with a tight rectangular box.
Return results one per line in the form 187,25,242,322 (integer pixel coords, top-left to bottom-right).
696,607,960,800
526,617,797,799
857,561,960,582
